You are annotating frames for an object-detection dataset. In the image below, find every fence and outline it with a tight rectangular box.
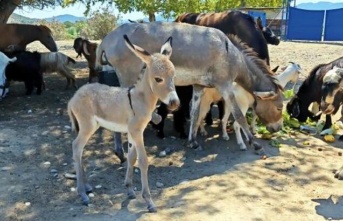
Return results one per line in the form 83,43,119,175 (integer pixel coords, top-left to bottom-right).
286,7,343,41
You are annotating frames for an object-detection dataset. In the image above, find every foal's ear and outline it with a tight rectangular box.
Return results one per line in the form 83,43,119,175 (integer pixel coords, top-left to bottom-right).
123,34,151,64
160,36,173,59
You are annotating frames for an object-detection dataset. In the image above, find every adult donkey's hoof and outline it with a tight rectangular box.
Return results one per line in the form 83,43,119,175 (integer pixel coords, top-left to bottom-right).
186,140,202,150
115,151,127,164
80,193,90,206
334,166,343,180
252,142,265,155
148,205,157,213
127,189,136,199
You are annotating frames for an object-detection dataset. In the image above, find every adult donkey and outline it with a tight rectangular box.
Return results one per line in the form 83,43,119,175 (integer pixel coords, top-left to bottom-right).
175,10,272,65
153,10,276,139
0,24,58,52
96,22,283,157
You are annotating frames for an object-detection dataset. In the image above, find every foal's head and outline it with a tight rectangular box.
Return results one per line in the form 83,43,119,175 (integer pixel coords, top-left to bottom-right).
124,35,180,111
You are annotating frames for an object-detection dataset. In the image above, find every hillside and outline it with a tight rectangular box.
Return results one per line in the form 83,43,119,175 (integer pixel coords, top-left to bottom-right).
44,14,86,23
8,13,86,24
8,13,38,24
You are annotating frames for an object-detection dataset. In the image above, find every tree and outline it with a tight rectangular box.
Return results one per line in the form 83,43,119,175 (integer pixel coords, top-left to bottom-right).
0,0,61,24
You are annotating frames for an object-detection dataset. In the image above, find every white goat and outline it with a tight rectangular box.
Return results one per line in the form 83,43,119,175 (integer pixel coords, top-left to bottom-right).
197,62,301,150
0,51,17,98
40,52,78,89
67,35,179,212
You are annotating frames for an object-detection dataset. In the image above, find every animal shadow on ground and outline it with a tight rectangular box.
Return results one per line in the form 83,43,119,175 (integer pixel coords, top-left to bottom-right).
312,195,343,220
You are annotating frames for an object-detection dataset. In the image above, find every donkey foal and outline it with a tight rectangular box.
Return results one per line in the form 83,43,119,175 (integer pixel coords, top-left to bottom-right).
67,35,179,212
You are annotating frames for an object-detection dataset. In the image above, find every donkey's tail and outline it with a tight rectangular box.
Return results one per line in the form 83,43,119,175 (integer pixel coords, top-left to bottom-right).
67,103,79,133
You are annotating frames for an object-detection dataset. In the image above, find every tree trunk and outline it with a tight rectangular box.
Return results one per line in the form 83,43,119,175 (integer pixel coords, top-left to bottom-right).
0,0,21,24
148,12,156,22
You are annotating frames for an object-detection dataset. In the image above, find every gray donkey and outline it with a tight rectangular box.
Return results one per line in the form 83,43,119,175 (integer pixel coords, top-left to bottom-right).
68,35,179,212
96,22,284,155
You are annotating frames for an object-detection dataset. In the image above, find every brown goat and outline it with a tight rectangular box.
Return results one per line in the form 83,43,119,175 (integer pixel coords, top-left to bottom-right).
73,37,98,82
68,35,179,212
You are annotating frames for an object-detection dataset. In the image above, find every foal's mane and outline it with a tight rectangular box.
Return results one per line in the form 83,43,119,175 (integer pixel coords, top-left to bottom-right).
227,34,282,90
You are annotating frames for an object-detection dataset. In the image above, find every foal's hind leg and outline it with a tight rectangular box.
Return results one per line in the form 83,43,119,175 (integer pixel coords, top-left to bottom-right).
220,84,264,154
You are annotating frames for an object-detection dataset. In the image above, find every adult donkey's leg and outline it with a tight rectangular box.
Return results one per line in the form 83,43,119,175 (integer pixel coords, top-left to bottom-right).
187,85,205,149
219,83,264,155
114,133,126,164
98,69,126,163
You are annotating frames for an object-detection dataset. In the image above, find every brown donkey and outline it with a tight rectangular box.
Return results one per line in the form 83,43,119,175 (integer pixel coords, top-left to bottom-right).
67,35,180,212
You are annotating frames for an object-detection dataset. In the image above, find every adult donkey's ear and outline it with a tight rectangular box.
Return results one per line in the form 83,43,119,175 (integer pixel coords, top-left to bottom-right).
160,36,173,59
123,34,151,64
256,17,263,30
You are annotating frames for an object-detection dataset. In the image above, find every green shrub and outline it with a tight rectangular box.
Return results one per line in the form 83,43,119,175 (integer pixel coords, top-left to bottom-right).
83,7,117,40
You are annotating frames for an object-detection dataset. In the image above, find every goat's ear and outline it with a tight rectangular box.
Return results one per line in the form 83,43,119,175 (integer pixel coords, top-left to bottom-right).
160,36,173,59
83,41,90,56
123,34,151,64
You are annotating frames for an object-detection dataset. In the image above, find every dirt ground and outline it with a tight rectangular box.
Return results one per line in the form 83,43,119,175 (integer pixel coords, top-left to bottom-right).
0,40,343,221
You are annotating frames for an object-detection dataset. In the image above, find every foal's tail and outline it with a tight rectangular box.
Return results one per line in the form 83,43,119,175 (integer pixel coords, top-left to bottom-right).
67,103,79,133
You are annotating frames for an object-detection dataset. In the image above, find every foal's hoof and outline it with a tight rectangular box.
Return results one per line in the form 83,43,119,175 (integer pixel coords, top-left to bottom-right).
339,135,343,141
148,205,157,213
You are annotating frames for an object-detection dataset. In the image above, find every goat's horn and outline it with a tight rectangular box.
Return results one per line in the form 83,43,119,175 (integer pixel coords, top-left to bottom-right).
83,42,90,56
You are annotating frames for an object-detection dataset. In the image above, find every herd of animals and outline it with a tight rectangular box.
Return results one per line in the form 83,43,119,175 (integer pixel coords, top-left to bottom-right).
0,10,343,212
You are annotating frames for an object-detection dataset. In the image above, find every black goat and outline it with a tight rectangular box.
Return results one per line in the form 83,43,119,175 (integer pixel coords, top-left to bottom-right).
5,51,43,95
287,56,343,130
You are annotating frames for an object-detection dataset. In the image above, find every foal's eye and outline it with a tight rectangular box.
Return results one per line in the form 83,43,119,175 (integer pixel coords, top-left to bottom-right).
155,77,163,83
277,107,283,111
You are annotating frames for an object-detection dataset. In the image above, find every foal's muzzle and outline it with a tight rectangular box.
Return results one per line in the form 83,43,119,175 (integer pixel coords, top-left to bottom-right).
168,99,180,111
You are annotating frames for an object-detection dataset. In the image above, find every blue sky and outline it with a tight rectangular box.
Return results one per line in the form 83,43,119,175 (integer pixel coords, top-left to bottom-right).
14,0,342,20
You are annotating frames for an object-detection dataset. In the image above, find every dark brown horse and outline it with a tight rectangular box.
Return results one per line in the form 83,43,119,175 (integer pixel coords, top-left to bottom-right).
0,24,58,52
175,10,271,65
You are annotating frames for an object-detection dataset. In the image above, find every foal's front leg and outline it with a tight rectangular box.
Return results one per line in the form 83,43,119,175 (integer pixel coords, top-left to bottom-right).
127,129,156,212
124,134,137,199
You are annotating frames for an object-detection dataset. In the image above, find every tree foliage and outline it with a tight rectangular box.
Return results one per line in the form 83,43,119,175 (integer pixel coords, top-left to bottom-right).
0,0,283,24
83,7,117,40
